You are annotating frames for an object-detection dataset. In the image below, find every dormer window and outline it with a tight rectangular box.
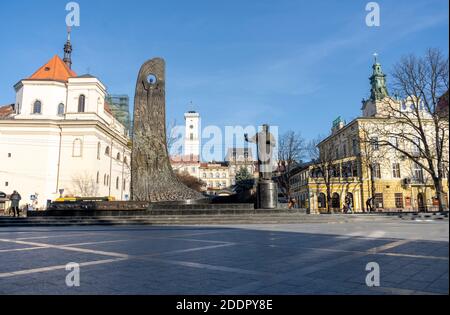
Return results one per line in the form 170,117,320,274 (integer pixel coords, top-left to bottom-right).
33,101,42,114
78,95,86,113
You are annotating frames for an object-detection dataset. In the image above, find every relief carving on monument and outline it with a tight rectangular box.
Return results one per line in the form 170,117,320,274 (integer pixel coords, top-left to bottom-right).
131,58,204,202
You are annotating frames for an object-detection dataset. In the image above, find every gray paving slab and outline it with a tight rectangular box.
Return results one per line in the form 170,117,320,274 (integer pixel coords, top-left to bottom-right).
0,217,448,295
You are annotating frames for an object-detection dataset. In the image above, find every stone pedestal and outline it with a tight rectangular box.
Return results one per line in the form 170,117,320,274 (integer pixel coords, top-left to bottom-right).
257,180,278,209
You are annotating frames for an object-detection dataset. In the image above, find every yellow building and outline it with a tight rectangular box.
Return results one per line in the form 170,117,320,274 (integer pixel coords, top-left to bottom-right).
291,59,449,213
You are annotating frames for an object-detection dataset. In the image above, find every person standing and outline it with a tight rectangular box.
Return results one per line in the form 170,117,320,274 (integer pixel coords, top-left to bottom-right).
9,191,22,217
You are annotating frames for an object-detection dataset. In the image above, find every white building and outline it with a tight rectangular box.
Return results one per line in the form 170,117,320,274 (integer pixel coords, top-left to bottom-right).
184,111,201,160
0,35,131,210
170,111,257,195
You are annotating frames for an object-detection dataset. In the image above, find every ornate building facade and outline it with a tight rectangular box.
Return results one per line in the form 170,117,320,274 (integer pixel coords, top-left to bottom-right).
290,58,449,213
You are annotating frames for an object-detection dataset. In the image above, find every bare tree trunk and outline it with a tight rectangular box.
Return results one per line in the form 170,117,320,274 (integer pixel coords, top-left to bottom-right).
433,177,445,212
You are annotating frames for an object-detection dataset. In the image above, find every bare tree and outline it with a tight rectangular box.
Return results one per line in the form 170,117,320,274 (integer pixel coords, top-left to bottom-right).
277,131,305,199
376,49,449,211
358,124,392,211
70,173,99,197
175,171,206,192
308,136,337,213
167,118,180,154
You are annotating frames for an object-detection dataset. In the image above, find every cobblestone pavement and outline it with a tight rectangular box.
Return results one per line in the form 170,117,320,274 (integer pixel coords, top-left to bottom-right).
0,217,448,295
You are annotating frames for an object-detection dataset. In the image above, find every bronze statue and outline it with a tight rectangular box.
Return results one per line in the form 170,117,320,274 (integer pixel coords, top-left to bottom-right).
131,58,204,202
245,124,278,209
245,124,276,180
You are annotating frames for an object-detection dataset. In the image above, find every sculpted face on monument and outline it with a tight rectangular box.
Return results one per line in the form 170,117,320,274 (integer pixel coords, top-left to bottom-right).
131,58,204,202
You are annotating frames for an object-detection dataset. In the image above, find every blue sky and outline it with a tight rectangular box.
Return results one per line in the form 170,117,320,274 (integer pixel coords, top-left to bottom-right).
0,0,448,144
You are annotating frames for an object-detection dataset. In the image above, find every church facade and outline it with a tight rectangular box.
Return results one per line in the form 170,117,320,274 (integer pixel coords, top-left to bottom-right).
0,32,131,210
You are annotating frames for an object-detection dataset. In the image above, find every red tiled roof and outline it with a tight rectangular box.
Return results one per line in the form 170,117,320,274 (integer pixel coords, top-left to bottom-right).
0,104,14,119
28,55,77,82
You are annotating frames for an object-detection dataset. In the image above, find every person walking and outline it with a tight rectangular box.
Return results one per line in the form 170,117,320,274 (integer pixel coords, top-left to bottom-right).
366,197,374,212
9,191,22,217
345,195,353,214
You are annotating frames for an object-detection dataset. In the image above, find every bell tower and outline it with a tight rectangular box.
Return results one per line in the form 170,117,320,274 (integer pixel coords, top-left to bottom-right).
63,27,73,69
369,53,389,101
184,110,200,161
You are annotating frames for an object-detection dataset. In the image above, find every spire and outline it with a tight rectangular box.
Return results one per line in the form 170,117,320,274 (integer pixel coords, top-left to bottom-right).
369,53,389,101
63,26,73,69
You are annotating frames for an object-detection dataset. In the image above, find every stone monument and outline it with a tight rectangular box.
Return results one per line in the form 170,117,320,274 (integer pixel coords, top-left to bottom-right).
245,125,278,209
131,58,204,203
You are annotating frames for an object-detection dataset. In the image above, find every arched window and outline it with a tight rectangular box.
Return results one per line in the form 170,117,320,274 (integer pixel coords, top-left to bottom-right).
116,153,121,161
123,179,126,190
116,177,120,189
104,174,107,185
57,103,65,116
72,139,83,157
97,142,101,160
78,95,86,113
96,172,100,184
318,193,327,209
123,156,128,166
105,146,110,156
33,101,42,114
332,193,340,209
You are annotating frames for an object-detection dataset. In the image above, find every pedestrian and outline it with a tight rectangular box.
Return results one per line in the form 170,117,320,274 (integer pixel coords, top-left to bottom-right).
9,190,22,217
366,197,373,212
345,195,353,214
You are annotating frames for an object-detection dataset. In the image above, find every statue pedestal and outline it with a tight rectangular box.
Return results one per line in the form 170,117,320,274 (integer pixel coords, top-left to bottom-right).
256,180,278,209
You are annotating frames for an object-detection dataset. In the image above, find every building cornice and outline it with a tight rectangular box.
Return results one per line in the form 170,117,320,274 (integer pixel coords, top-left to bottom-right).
0,119,130,147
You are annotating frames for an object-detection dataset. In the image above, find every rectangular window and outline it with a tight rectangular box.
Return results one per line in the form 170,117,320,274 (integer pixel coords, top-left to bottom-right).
352,138,358,154
370,137,379,151
412,137,421,156
392,163,401,178
8,153,11,158
390,136,399,148
374,193,384,209
413,163,424,183
372,163,381,179
395,193,404,208
352,162,359,177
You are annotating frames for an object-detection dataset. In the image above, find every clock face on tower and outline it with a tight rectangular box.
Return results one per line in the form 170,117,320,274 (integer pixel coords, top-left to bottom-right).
190,125,194,129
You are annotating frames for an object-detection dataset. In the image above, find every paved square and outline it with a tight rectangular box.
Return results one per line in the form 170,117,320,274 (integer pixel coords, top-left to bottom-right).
0,216,448,295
